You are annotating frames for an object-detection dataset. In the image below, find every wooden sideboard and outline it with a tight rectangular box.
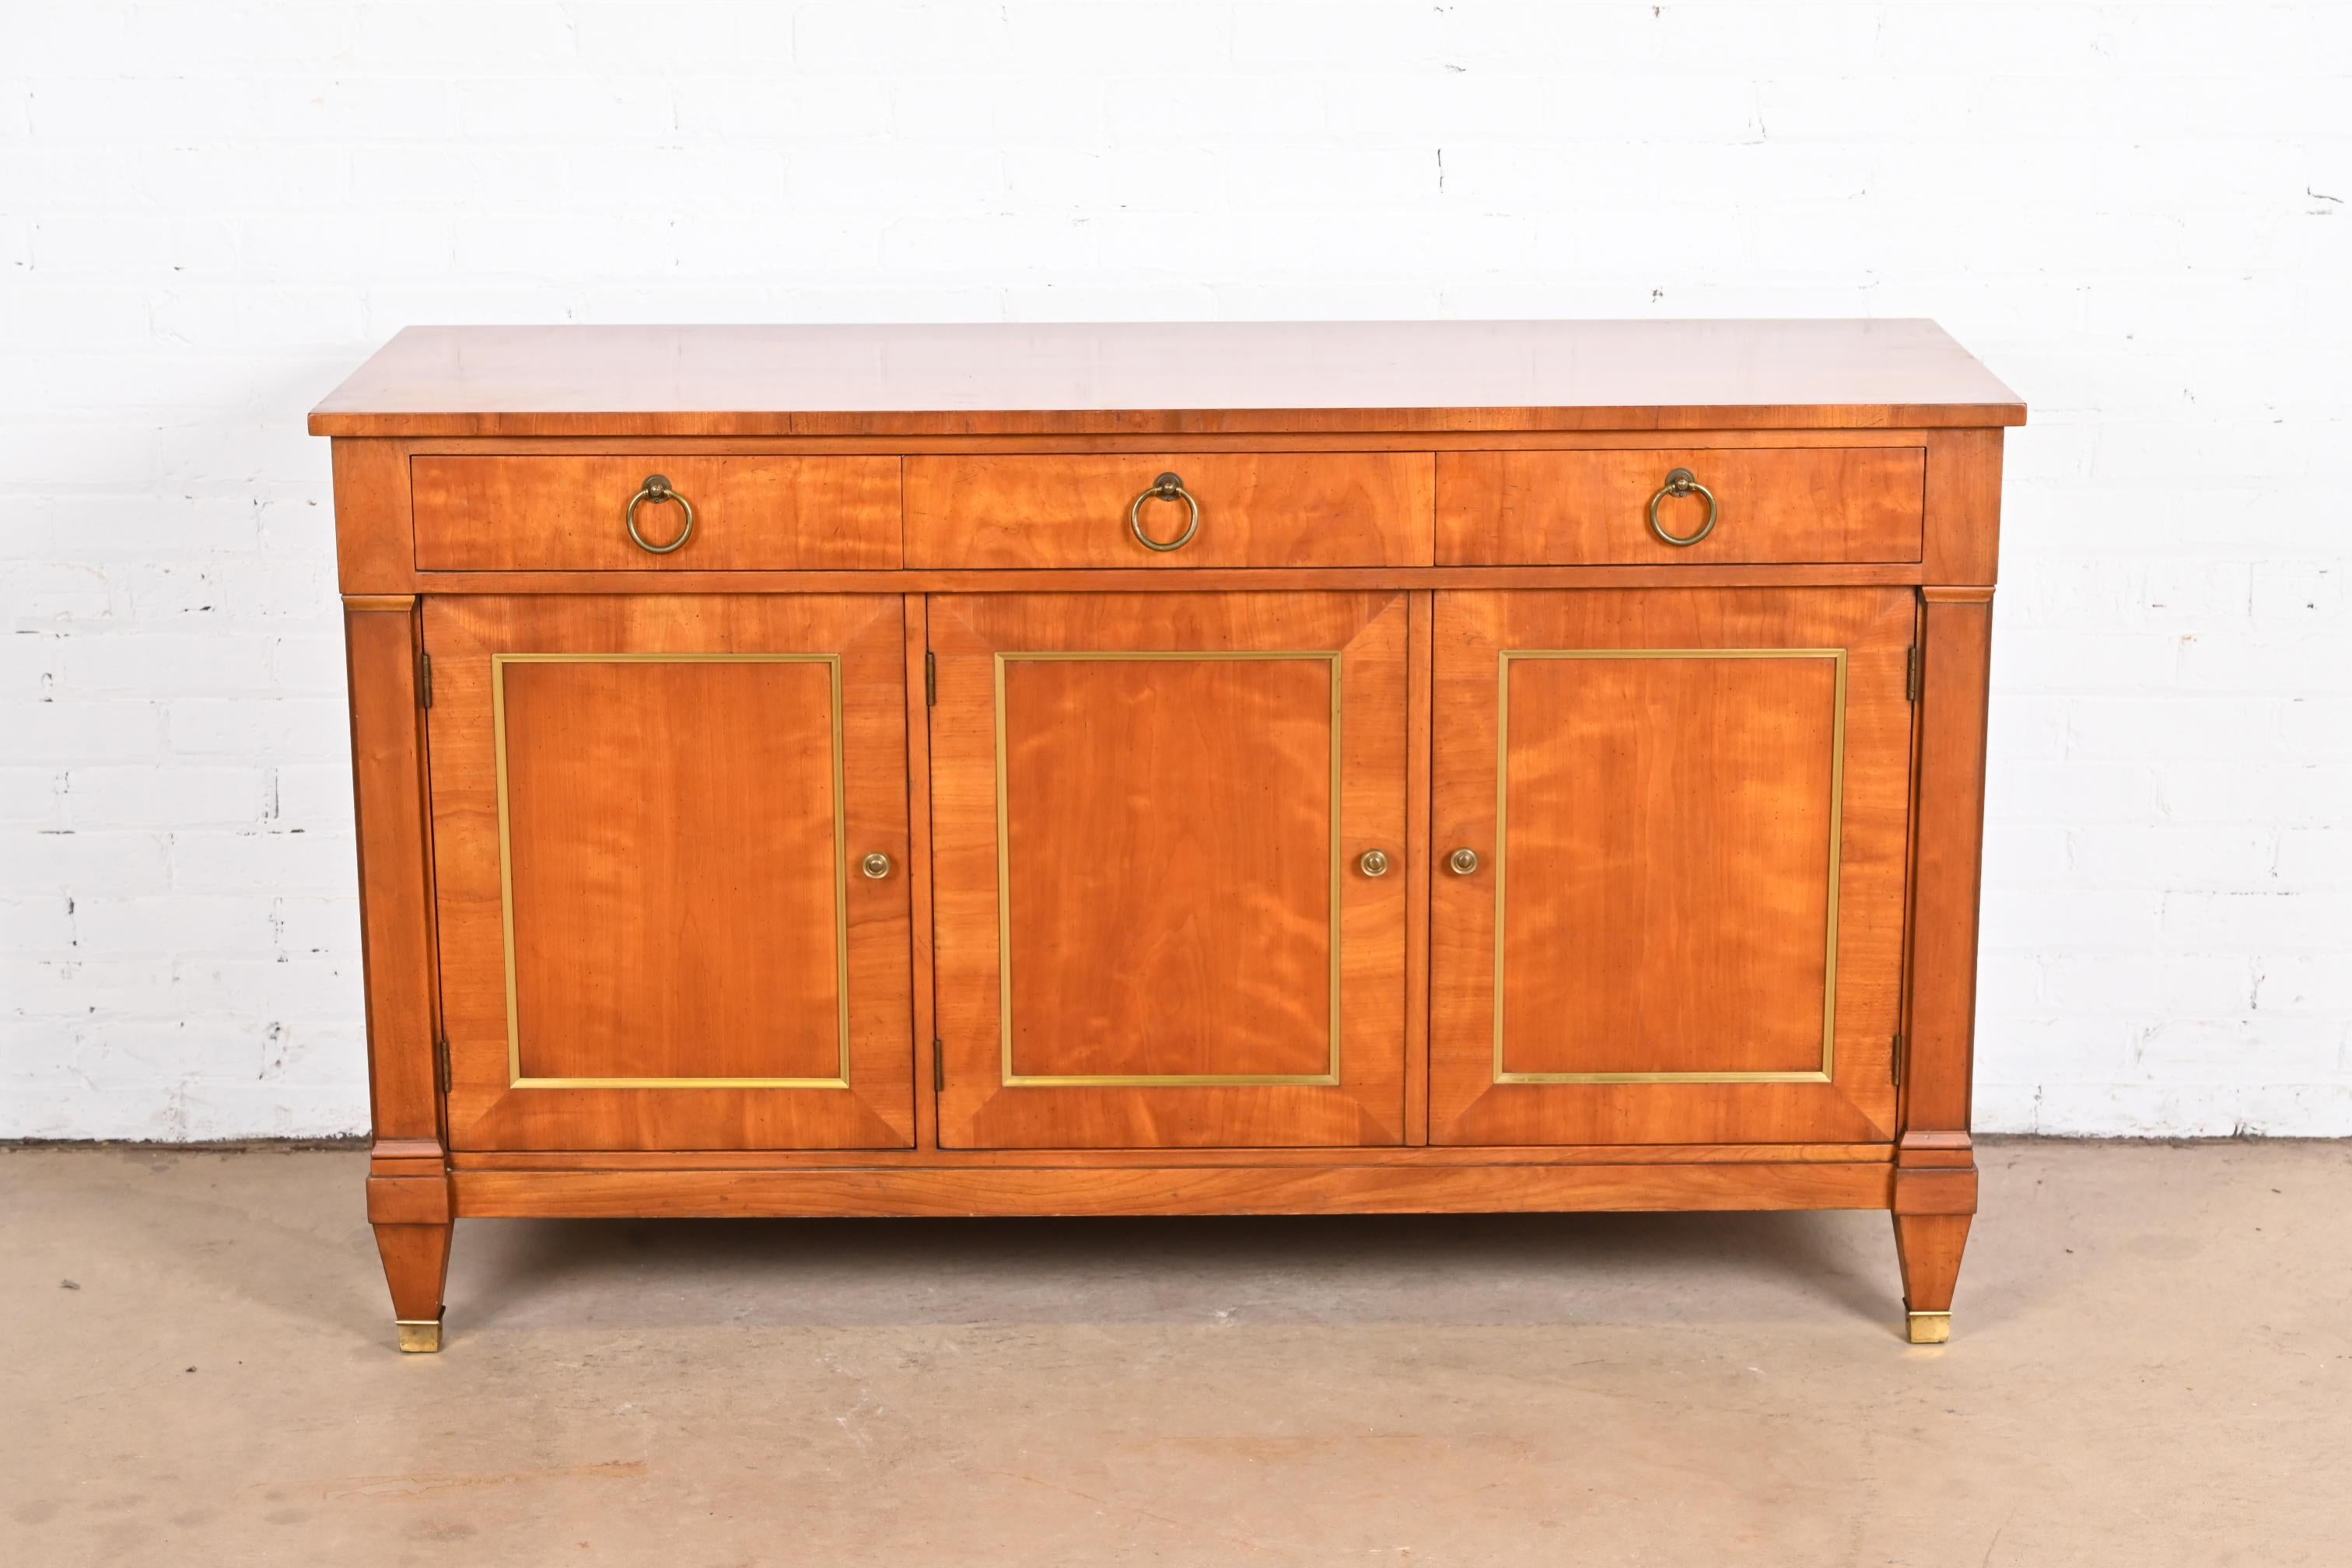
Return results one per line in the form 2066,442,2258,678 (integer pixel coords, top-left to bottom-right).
312,320,2021,1351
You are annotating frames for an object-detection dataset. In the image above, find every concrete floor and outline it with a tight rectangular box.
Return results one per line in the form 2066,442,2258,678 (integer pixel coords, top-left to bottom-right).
2,1141,2344,1566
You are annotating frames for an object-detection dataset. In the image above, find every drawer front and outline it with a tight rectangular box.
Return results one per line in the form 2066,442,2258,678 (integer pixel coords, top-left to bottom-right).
411,456,901,571
1437,447,1925,565
905,453,1434,568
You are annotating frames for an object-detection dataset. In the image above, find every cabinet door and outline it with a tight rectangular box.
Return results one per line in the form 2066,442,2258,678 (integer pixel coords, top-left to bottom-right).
1430,589,1913,1146
931,593,1409,1148
425,595,915,1151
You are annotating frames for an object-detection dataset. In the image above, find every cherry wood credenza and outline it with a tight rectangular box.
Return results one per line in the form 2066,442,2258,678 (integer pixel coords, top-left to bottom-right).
312,320,2021,1351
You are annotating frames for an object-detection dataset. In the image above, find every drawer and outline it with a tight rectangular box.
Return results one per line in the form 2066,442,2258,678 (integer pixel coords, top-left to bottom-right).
905,453,1433,568
411,456,901,571
1437,447,1925,565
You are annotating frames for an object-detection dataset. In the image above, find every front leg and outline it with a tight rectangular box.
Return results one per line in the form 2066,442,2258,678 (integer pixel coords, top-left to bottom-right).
373,1217,453,1353
368,1153,453,1352
1892,1209,1972,1344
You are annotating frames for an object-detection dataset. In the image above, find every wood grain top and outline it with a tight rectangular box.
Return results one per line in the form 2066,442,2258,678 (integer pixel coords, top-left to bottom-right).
309,320,2024,438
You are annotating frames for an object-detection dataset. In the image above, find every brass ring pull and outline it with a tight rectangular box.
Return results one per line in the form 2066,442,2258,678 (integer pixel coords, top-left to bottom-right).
1129,471,1200,552
625,473,695,555
1646,467,1718,548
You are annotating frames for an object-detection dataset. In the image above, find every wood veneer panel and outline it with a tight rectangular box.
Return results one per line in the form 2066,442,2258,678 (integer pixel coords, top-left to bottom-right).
1497,653,1839,1076
453,1160,1895,1218
1921,429,2005,584
930,591,1409,1149
1438,446,1924,565
905,452,1432,568
450,1142,1895,1171
1002,655,1336,1079
341,598,439,1143
310,321,2025,438
411,454,900,571
411,564,1938,595
1430,587,1913,1146
499,658,843,1082
425,594,915,1151
400,429,1937,460
1905,592,1994,1139
331,441,415,592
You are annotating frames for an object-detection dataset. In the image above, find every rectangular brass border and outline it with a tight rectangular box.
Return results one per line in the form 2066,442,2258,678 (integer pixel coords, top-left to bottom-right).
1492,647,1846,1086
492,652,852,1090
993,649,1345,1087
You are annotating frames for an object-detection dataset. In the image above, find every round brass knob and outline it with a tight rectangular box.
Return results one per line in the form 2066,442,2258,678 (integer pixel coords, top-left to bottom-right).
1129,471,1201,552
859,852,892,880
1447,848,1480,876
625,473,695,554
1357,849,1391,878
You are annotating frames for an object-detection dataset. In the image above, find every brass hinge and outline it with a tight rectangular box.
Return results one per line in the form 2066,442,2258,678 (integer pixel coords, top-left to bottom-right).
418,651,434,709
925,650,936,706
932,1041,945,1093
1891,1031,1905,1087
1905,644,1922,704
433,1034,452,1096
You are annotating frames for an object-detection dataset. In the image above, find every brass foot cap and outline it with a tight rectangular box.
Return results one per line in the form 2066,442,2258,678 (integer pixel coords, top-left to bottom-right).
396,1316,443,1354
1906,1310,1952,1345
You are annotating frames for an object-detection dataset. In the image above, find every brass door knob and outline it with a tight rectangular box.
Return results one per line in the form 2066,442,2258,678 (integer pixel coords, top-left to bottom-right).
1447,848,1480,876
859,852,892,880
1357,849,1391,878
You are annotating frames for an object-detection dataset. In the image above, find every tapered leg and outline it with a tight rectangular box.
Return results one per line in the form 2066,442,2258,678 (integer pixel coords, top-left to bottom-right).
373,1220,453,1353
1892,1211,1971,1344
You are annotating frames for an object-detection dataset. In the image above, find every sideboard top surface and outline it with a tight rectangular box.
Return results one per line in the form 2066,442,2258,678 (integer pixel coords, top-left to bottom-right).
309,319,2025,439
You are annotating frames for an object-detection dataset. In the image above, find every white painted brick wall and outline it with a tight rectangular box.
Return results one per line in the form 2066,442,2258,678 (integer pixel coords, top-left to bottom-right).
2,1,2346,1140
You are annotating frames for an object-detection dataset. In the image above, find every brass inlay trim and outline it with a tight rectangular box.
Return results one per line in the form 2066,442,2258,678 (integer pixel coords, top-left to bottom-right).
492,652,852,1090
992,649,1344,1087
1492,647,1846,1086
